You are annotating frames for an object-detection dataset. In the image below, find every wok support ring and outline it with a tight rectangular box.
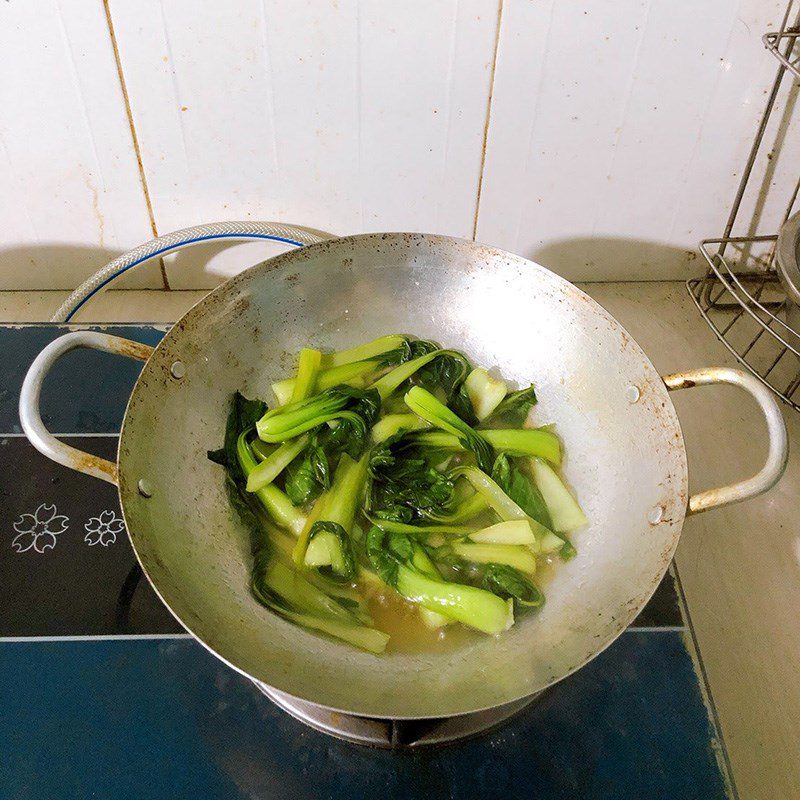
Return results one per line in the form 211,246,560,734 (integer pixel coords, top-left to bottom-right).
256,683,537,748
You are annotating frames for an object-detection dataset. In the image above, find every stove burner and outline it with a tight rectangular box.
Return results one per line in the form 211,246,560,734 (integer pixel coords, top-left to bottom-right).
255,682,537,747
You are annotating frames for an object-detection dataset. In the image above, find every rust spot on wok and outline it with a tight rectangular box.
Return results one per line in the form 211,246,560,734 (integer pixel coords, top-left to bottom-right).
233,295,251,316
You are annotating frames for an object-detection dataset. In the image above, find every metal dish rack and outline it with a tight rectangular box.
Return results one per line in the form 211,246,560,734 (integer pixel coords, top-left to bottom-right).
688,1,800,410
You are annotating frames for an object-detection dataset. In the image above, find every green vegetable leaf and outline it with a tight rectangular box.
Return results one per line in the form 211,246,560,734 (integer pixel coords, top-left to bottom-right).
491,453,553,529
245,435,309,493
366,528,514,634
368,431,404,473
223,474,271,555
375,341,413,367
481,563,544,607
404,386,494,472
250,548,284,607
559,537,578,561
429,543,467,572
349,386,382,427
366,526,399,586
308,440,332,486
408,339,439,358
367,517,474,536
371,346,468,400
367,432,455,521
284,438,330,505
273,345,411,403
321,334,410,368
220,461,366,628
422,485,488,523
416,350,471,402
256,385,380,444
485,384,537,426
387,531,414,562
307,521,357,579
448,384,478,426
370,505,415,524
235,431,307,534
206,448,227,467
448,464,529,522
412,428,561,465
207,391,268,483
237,393,270,431
250,554,389,653
329,387,381,459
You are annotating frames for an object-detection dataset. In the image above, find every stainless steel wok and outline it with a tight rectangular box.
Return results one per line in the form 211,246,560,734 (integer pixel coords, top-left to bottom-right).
20,233,788,719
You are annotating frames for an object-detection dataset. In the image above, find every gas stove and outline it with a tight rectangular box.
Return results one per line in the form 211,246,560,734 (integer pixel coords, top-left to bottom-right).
0,324,736,798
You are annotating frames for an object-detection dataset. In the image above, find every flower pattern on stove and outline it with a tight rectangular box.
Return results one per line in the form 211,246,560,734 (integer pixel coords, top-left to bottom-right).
11,503,69,553
84,510,124,547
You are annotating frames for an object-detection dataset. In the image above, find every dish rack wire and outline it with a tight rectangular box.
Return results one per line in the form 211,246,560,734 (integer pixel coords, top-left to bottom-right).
688,0,800,410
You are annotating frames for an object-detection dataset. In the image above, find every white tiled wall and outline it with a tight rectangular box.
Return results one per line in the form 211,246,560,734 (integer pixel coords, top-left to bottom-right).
477,0,797,281
0,0,161,289
1,0,796,289
109,0,500,288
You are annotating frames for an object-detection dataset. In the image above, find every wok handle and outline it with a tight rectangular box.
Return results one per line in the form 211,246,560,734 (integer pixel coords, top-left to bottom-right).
662,367,788,515
19,331,154,485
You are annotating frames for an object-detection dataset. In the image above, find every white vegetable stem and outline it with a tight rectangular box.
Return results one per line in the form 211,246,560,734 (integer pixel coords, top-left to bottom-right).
528,458,587,531
469,519,538,546
452,542,538,575
465,368,507,420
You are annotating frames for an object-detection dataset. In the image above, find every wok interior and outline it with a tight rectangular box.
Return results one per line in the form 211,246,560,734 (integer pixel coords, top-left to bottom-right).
119,233,687,718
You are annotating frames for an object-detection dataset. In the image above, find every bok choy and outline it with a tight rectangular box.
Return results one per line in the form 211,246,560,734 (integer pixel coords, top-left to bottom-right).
208,334,586,654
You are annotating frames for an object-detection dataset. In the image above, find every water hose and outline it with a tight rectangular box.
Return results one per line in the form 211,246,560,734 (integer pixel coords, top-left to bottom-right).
51,221,335,322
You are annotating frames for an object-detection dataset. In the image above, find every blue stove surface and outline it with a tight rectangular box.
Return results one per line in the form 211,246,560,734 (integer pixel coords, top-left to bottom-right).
0,325,736,800
2,634,726,800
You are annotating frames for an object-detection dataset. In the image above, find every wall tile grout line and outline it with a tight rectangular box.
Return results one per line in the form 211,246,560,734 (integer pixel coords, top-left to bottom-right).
102,0,170,291
472,0,504,242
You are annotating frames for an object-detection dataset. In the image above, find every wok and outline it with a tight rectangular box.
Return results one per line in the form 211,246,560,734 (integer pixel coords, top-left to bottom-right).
20,233,788,719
